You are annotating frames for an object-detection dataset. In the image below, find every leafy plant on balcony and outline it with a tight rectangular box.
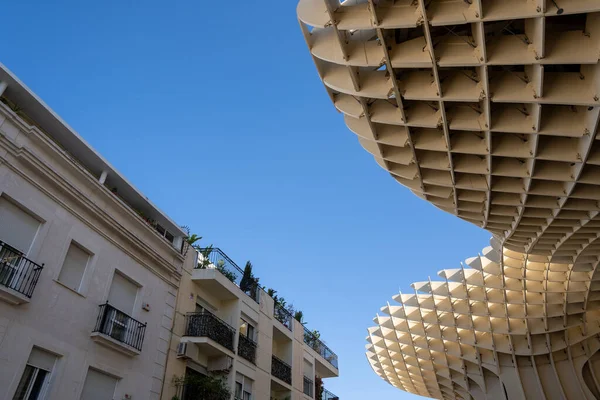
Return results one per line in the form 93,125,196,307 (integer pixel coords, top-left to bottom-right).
186,233,202,246
305,329,322,351
215,259,237,283
197,246,214,269
240,261,256,292
181,226,203,256
172,374,231,400
294,310,304,323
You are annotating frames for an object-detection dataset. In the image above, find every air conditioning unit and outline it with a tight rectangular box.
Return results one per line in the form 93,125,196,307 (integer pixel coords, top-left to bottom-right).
176,342,196,359
207,355,233,373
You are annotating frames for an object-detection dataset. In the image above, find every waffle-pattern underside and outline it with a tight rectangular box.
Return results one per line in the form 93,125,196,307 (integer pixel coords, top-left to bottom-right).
298,0,600,258
365,239,600,399
297,1,600,399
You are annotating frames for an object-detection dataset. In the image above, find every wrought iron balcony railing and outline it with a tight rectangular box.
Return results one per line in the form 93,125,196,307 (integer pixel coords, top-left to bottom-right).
303,376,314,397
184,312,235,352
196,248,259,303
0,241,43,299
271,355,292,385
273,301,293,331
304,327,338,369
322,389,339,400
93,303,146,351
237,333,257,364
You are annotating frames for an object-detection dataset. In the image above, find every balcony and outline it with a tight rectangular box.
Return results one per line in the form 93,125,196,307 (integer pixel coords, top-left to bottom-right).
183,312,235,356
193,248,259,303
274,301,293,331
0,241,43,305
91,303,146,356
322,389,339,400
303,376,314,397
271,355,292,385
304,327,339,377
237,333,257,364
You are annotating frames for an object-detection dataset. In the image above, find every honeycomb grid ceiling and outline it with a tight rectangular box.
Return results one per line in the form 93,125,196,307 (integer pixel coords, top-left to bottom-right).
297,0,600,398
297,0,600,258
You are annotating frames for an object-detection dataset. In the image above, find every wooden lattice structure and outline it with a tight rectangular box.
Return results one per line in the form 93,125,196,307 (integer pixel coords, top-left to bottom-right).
297,0,600,398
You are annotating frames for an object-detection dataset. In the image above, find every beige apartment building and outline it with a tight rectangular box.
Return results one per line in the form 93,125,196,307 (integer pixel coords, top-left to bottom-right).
161,246,339,400
0,62,340,400
0,64,188,399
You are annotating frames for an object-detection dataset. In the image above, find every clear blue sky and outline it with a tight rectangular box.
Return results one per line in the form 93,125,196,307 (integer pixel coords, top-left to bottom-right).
3,1,490,398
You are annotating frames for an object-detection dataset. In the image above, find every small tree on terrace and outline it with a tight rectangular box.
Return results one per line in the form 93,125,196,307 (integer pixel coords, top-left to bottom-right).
240,261,255,293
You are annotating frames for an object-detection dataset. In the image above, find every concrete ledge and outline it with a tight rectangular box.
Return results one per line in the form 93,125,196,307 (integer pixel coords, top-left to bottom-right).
181,336,235,359
304,344,339,378
90,332,141,357
0,285,31,305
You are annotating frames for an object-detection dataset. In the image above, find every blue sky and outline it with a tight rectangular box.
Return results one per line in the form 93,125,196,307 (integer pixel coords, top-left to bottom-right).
3,1,490,398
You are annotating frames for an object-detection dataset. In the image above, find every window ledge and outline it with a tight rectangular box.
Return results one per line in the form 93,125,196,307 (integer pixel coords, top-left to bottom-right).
0,285,31,305
90,332,141,357
53,279,86,298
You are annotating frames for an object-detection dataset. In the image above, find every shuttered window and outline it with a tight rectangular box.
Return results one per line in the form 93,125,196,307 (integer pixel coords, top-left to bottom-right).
0,197,41,254
107,272,138,315
80,368,117,400
12,347,57,400
58,242,90,291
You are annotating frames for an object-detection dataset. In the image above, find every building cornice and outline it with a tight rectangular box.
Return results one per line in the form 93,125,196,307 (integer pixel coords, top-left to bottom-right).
0,105,182,287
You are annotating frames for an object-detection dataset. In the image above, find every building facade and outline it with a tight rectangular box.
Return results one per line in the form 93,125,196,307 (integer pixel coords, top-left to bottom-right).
0,64,188,400
0,63,340,400
161,246,339,400
297,0,600,399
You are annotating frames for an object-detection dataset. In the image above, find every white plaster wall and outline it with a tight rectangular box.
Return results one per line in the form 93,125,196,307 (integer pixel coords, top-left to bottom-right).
0,110,182,400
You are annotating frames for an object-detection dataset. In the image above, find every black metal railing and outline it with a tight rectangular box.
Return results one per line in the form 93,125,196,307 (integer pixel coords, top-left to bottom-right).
271,355,292,385
0,241,43,298
184,312,235,352
303,376,314,397
196,248,259,303
322,389,339,400
237,333,257,364
304,327,338,369
93,303,146,352
273,301,293,331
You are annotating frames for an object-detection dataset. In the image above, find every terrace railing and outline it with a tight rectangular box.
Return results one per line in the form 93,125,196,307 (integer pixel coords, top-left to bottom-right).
271,355,292,385
196,248,259,303
304,327,338,369
237,333,257,364
303,376,314,397
273,301,293,331
322,389,339,400
0,241,43,299
184,312,236,352
93,303,146,352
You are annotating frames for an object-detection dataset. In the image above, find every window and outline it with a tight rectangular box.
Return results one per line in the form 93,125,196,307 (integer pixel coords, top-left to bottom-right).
57,242,90,292
239,318,255,341
0,197,41,254
107,272,138,315
195,303,206,313
13,347,57,400
80,368,117,400
105,272,138,342
155,223,174,244
235,373,253,400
